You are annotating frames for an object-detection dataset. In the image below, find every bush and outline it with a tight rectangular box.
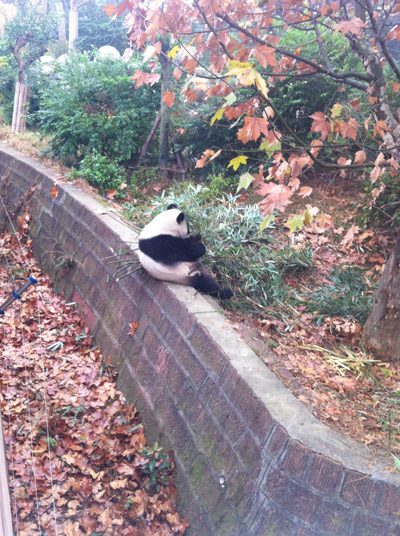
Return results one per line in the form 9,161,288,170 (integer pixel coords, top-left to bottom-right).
35,52,160,164
68,152,127,196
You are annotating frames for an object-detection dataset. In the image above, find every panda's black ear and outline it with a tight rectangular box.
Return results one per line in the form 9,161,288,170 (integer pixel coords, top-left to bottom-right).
167,204,177,210
177,212,185,224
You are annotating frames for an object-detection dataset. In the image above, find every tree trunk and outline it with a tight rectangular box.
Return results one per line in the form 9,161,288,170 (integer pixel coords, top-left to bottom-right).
55,1,67,43
363,235,400,362
11,81,30,133
158,41,172,174
68,0,78,52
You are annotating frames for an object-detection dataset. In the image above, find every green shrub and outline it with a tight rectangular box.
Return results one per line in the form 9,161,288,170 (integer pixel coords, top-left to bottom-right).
35,52,160,164
68,152,127,196
206,173,238,198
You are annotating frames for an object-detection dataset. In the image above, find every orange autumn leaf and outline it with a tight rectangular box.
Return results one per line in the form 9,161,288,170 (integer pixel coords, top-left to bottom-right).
50,186,59,198
339,118,360,140
163,91,175,107
128,321,139,336
310,112,331,140
103,3,117,16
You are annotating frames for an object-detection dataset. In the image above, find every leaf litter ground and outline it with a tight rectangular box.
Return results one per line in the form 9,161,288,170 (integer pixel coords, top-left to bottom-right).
0,228,189,536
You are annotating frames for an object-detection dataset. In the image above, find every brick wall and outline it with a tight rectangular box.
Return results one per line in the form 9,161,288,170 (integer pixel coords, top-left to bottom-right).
1,144,399,536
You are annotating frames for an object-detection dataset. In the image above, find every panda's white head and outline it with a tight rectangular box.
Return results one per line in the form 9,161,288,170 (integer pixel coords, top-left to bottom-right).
139,204,188,239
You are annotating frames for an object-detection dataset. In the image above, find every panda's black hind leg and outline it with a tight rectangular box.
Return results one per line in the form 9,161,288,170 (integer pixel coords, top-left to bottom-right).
190,270,233,299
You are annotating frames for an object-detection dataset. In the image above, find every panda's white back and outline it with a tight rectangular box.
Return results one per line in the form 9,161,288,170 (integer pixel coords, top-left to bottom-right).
139,208,188,240
138,208,198,285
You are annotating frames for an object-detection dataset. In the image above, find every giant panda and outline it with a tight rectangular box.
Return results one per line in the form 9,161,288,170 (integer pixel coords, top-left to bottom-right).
138,205,233,299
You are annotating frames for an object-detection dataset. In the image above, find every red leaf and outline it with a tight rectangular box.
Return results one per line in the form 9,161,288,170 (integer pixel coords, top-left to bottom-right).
128,321,138,336
310,112,331,140
162,91,175,107
103,3,117,17
106,189,117,199
334,17,367,36
237,116,269,144
251,45,277,68
131,70,160,89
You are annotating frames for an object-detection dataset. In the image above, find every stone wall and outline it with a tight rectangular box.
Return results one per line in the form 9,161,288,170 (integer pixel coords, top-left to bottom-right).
1,144,399,536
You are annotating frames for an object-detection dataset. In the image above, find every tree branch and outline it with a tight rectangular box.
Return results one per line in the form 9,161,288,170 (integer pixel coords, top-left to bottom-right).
363,0,400,83
217,12,371,90
193,0,233,60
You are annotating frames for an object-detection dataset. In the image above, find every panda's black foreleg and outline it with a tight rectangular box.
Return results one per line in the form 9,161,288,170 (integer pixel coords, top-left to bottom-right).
189,270,233,299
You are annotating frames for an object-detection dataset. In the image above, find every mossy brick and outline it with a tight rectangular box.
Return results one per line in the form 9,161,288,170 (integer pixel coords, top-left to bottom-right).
154,390,198,469
133,353,157,387
264,467,289,505
97,302,125,336
378,482,400,517
59,193,85,220
164,332,207,388
340,470,380,510
142,325,164,362
165,358,189,401
179,387,238,475
308,454,343,495
71,267,97,300
318,500,351,536
56,227,79,257
138,292,164,328
116,368,161,444
91,217,122,244
85,286,108,318
188,454,226,525
73,222,113,260
38,209,57,234
226,470,257,520
158,291,196,336
254,508,295,536
221,363,274,443
266,425,289,459
234,433,263,478
81,249,102,278
51,202,77,233
279,440,311,481
92,323,121,366
71,289,98,332
199,377,245,444
178,386,209,434
351,512,391,536
125,314,148,344
118,271,147,301
284,481,320,525
171,468,214,536
189,323,228,377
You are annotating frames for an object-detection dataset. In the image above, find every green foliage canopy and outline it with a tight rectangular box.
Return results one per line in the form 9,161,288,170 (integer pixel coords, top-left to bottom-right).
36,52,160,163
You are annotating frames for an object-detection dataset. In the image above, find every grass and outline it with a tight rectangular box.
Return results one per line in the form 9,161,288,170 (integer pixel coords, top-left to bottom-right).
0,125,49,156
300,266,374,325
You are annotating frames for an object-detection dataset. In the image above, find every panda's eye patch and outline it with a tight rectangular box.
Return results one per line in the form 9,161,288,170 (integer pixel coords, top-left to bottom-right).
177,212,185,224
